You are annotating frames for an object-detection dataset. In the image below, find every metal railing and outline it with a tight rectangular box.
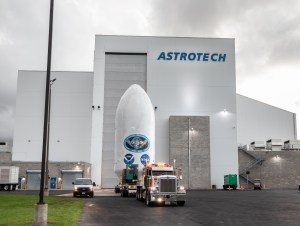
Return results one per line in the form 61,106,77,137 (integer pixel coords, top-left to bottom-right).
238,146,265,185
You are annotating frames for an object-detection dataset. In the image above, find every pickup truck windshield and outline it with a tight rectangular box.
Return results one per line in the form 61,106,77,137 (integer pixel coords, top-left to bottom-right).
74,179,92,185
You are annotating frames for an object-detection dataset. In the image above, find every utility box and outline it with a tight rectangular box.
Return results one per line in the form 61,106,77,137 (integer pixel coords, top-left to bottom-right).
249,141,265,151
223,174,237,190
50,177,57,189
283,140,300,150
266,139,282,151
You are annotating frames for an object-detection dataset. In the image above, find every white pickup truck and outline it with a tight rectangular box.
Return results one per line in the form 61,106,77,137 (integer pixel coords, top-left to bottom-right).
72,178,95,198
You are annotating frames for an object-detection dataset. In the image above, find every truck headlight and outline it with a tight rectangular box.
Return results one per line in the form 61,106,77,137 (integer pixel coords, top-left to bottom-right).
179,186,185,190
89,186,93,191
74,186,78,191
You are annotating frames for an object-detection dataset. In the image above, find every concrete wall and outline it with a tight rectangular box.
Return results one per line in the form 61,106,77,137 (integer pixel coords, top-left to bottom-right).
0,152,12,162
169,116,210,189
239,150,300,189
0,160,91,189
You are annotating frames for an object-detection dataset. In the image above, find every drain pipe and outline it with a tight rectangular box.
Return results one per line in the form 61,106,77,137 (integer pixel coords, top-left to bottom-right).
188,118,191,189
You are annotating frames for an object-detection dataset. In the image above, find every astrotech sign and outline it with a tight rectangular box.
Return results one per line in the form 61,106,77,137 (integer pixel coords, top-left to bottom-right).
157,51,227,62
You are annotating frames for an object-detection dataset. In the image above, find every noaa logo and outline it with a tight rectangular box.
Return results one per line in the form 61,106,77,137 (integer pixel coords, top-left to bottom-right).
124,134,150,153
124,153,135,165
140,154,150,166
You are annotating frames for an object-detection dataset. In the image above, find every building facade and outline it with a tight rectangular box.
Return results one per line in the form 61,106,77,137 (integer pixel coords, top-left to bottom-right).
9,36,298,189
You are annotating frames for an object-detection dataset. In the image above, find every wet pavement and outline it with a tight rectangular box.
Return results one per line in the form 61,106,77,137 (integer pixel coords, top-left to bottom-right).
77,189,300,226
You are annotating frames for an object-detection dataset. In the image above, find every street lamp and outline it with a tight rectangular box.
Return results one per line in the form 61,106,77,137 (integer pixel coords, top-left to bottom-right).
44,78,56,196
38,0,54,206
34,0,54,225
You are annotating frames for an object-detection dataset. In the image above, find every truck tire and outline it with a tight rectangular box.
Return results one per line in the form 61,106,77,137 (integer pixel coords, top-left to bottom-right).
124,190,128,197
3,185,9,191
146,191,153,207
177,201,185,206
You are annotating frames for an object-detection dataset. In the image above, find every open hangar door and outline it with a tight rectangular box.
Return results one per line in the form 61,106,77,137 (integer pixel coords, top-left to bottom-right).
61,170,83,189
102,53,147,188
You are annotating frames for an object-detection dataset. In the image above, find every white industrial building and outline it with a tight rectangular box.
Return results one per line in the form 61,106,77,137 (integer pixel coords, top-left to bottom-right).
11,35,297,189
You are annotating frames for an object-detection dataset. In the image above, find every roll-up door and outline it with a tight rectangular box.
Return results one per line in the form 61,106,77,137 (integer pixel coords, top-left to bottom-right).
26,170,42,190
102,53,147,188
61,170,83,189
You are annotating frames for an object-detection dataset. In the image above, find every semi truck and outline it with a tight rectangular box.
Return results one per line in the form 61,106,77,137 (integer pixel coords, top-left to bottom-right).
136,162,186,206
223,174,237,190
0,166,19,191
115,164,139,197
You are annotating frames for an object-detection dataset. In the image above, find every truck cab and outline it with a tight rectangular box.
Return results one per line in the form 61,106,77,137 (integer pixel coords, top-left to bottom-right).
72,178,95,197
136,162,186,206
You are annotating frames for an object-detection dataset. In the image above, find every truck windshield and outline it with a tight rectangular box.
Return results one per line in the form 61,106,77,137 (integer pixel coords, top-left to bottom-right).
74,179,92,185
152,171,174,176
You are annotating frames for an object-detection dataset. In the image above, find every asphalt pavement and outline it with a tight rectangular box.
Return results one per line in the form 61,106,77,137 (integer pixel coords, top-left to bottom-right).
77,189,300,226
2,188,300,225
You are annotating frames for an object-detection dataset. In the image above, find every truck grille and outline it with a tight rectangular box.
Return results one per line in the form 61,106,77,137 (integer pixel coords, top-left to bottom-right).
159,177,176,193
78,187,91,192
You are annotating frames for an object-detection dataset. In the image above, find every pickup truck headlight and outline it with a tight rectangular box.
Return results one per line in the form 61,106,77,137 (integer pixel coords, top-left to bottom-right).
89,186,93,191
74,186,78,191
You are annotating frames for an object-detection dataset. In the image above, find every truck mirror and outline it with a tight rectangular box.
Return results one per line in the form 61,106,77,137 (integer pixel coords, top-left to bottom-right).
72,182,74,185
93,182,96,186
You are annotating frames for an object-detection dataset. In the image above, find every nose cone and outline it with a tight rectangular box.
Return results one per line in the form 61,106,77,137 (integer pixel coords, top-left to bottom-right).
114,84,155,177
116,84,154,117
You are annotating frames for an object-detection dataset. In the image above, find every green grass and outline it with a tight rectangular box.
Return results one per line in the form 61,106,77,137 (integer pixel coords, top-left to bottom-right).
0,195,85,226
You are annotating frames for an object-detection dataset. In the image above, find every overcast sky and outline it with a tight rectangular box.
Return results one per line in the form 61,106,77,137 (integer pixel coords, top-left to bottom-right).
1,0,300,144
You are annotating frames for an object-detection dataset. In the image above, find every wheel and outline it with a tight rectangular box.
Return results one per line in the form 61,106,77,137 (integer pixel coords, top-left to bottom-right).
73,193,76,197
177,201,185,206
146,192,152,207
3,185,9,191
141,190,145,202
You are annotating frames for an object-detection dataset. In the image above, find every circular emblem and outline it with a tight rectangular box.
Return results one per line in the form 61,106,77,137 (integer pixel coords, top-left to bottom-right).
140,154,150,166
124,134,150,153
124,153,135,165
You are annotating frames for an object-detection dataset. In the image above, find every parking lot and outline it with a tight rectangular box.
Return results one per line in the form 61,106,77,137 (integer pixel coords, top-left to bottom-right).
3,189,300,225
77,189,300,226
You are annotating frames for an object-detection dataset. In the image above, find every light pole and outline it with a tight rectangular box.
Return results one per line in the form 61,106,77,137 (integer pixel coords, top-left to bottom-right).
35,0,54,225
44,78,56,196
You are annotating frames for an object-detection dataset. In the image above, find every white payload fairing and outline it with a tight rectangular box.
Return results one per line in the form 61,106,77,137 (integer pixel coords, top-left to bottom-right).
114,84,155,178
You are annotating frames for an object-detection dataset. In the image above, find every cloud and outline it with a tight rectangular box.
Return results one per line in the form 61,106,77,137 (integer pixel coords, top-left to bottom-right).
147,0,300,78
1,0,300,142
